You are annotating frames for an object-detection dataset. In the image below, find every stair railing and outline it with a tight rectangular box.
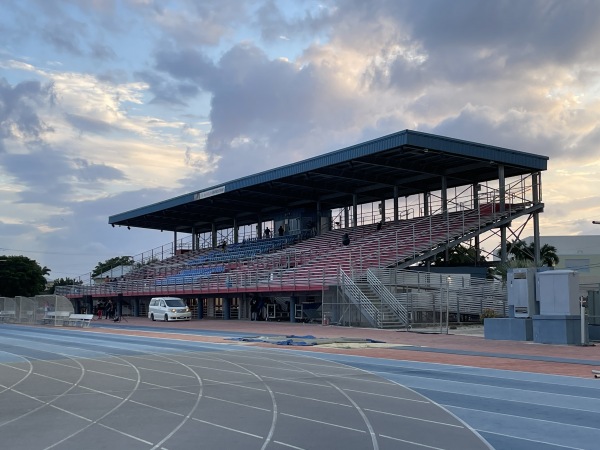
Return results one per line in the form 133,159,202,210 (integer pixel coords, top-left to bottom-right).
339,268,381,327
367,268,409,326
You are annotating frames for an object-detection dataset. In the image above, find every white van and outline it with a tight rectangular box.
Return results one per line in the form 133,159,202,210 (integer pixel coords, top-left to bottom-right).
148,297,191,322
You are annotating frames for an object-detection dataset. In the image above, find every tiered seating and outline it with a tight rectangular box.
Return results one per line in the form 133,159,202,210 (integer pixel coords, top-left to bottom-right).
186,235,296,265
56,202,511,297
266,205,501,289
155,266,225,286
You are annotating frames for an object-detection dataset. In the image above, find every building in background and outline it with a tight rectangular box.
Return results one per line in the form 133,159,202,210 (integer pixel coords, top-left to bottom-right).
524,236,600,289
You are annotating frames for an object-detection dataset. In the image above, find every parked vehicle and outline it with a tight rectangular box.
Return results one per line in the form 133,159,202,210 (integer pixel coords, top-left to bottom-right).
148,297,191,322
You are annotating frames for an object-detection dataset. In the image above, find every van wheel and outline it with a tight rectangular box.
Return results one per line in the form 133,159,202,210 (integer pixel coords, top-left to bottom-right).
164,314,169,322
151,314,155,321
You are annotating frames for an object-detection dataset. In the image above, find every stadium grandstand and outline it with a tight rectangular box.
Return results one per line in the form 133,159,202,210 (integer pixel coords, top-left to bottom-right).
54,129,548,330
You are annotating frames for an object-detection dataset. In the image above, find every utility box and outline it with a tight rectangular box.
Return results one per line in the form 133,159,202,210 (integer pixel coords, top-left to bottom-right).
536,270,580,316
507,268,538,318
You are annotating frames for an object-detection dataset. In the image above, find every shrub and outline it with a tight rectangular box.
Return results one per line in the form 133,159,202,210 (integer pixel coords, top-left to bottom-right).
480,308,497,321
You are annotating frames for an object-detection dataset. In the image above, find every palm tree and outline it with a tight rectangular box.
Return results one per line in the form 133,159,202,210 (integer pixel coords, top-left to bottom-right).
500,240,559,267
539,243,559,267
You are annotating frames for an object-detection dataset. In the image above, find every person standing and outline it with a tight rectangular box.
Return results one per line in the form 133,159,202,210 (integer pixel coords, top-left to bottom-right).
264,227,271,238
250,297,258,321
342,233,350,246
278,225,284,236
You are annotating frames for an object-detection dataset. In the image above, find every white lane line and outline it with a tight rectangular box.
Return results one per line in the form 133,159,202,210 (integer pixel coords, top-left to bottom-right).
0,353,34,396
136,365,197,378
274,390,353,407
202,377,268,391
203,395,272,412
191,417,263,439
280,412,366,433
173,350,279,450
446,404,600,432
342,387,430,404
330,382,379,450
478,429,586,450
373,370,600,408
259,374,330,387
273,440,306,449
96,423,155,445
379,434,445,449
148,353,205,450
186,363,255,376
230,359,364,377
417,385,600,415
43,355,143,450
364,408,463,428
0,355,86,429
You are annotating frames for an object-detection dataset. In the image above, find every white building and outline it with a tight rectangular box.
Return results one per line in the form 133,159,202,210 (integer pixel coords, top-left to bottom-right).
523,235,600,288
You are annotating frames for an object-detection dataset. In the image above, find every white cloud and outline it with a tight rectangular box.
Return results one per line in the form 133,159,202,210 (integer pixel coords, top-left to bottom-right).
3,0,600,278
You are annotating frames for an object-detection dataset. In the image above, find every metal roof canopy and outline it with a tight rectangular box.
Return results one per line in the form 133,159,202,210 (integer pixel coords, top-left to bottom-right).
109,130,548,234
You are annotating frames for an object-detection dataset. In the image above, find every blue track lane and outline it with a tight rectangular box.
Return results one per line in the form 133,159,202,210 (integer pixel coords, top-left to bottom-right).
2,325,599,449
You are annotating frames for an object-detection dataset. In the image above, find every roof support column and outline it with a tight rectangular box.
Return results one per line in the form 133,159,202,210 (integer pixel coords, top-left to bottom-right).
316,201,321,235
423,191,429,216
257,219,262,239
352,194,358,228
173,230,178,254
473,183,481,264
191,227,196,251
379,199,386,224
211,223,217,248
441,176,449,261
233,218,239,244
344,207,349,228
532,172,541,266
441,176,448,218
498,164,507,264
393,186,399,222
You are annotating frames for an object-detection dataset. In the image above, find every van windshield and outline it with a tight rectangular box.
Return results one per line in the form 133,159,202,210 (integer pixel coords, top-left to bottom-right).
165,299,186,307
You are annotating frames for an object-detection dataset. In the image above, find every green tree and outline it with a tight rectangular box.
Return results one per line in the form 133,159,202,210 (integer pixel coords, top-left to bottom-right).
425,244,487,266
0,255,50,297
500,240,559,267
92,256,134,277
47,277,82,294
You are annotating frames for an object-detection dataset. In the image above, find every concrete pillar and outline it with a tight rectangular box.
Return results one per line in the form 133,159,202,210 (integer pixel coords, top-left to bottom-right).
86,295,93,316
197,298,203,319
133,297,140,317
233,218,239,244
223,297,230,320
173,230,178,254
289,296,297,323
117,293,123,317
211,223,217,248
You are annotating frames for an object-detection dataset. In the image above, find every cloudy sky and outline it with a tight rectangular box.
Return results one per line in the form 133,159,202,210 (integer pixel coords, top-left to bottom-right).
2,0,600,280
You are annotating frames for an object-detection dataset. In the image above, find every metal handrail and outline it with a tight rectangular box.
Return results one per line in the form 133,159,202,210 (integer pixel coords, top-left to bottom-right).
366,269,408,325
339,268,380,327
